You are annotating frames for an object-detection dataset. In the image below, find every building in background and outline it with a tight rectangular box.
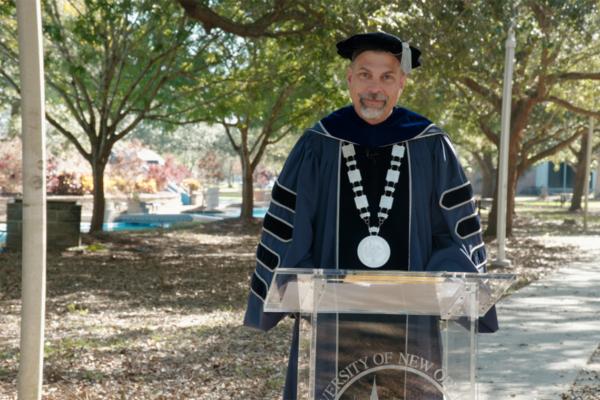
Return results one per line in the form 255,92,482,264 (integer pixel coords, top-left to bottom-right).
470,161,597,198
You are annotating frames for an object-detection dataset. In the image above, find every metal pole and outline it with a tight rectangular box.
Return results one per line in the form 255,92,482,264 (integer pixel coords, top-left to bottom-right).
583,117,594,233
492,26,515,268
16,1,47,399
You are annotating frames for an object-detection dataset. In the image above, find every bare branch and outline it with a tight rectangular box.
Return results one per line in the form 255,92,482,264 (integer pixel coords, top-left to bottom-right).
222,122,241,153
0,39,18,63
267,125,295,145
458,77,502,112
520,127,585,171
176,0,318,38
47,0,98,126
46,79,93,136
477,118,499,146
547,72,600,84
520,112,562,154
0,67,20,94
545,96,600,118
110,42,182,128
45,113,91,161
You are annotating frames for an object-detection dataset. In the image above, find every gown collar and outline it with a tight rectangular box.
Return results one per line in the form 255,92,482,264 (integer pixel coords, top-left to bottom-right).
319,105,432,147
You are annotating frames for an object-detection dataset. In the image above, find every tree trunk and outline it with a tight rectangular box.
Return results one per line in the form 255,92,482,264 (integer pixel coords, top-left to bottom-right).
569,134,588,211
240,158,254,221
475,152,496,198
89,161,106,233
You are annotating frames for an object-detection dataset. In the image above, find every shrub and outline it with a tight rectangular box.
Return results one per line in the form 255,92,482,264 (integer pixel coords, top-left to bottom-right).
47,171,84,195
182,178,201,192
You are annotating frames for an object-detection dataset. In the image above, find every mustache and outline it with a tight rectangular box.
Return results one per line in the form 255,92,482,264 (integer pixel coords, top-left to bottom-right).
359,93,388,102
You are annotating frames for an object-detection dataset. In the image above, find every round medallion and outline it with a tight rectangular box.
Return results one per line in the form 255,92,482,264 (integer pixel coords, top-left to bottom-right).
357,235,391,268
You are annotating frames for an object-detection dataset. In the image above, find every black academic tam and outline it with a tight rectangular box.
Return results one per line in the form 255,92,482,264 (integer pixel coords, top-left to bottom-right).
336,31,422,68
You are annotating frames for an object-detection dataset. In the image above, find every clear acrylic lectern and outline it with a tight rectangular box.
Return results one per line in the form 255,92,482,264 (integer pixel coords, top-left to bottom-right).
264,269,515,400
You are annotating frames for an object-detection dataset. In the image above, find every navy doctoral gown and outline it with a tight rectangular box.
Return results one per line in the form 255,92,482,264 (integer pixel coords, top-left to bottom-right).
243,106,497,400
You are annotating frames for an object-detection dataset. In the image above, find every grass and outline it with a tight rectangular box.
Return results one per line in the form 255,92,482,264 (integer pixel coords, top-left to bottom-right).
477,198,600,236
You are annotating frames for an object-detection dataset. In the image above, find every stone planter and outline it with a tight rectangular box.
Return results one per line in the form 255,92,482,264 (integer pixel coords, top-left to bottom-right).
205,187,219,210
190,191,204,206
254,189,272,203
6,199,81,252
126,197,144,214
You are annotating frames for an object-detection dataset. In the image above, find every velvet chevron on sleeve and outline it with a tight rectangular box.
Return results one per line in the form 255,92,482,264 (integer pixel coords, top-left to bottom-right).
425,134,498,333
243,132,319,332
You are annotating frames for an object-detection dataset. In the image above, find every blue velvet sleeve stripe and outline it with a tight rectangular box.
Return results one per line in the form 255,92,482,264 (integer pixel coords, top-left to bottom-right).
244,131,318,332
257,242,280,271
456,213,482,239
440,181,473,210
263,212,293,242
272,181,296,212
250,271,268,301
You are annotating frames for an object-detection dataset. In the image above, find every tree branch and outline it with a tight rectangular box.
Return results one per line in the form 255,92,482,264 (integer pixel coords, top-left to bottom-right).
47,0,98,130
110,43,182,129
477,118,499,146
0,67,20,94
267,125,295,145
45,79,93,135
545,96,600,118
547,72,600,84
458,77,502,112
45,113,91,161
520,127,585,172
176,0,318,37
222,121,241,153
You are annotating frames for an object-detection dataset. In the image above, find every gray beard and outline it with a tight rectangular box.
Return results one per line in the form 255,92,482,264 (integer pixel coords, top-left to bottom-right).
358,104,386,120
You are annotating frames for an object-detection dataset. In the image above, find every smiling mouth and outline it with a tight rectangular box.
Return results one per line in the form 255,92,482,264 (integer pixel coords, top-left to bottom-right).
360,98,386,109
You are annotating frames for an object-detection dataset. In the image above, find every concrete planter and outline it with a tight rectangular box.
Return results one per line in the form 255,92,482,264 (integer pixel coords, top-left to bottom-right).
190,191,204,206
6,199,81,252
205,187,219,210
254,189,271,203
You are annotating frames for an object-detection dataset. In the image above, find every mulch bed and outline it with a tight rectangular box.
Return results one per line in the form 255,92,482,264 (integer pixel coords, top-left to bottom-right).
0,217,593,399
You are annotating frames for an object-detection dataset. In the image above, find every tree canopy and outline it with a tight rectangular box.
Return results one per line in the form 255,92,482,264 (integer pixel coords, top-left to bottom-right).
1,0,218,231
2,0,599,233
384,0,600,235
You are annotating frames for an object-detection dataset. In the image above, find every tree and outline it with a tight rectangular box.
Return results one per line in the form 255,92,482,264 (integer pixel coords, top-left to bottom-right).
569,122,600,211
179,35,343,220
0,2,20,139
0,0,215,231
167,1,406,221
387,1,600,236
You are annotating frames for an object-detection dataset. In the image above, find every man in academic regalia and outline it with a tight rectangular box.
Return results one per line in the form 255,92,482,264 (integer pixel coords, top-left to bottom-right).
243,32,497,400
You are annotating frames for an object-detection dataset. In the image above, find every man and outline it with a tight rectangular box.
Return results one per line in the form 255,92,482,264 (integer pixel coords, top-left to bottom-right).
244,32,496,400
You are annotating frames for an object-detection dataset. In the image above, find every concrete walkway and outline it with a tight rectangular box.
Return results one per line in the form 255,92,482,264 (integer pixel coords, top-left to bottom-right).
478,236,600,399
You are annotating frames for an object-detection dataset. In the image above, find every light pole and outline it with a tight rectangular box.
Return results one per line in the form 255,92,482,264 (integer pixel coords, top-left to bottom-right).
492,26,515,268
16,1,47,399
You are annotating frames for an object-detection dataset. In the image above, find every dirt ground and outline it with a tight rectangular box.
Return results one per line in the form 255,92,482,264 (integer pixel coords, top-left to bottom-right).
0,215,595,399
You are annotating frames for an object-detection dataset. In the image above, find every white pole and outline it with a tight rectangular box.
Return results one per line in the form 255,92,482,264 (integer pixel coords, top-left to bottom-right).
583,117,594,233
16,1,47,399
492,26,515,268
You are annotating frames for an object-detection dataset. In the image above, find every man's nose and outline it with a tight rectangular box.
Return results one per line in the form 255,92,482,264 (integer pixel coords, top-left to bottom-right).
365,81,384,93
